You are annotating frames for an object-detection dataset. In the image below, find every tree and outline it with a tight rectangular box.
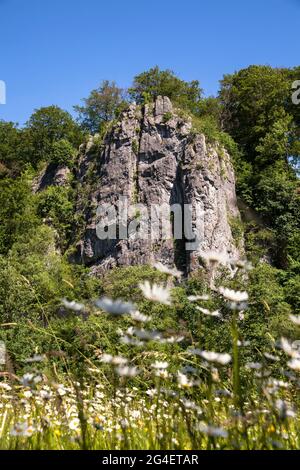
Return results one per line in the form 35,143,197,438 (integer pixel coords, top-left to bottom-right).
25,106,83,165
74,80,124,133
0,173,39,254
219,65,297,165
0,121,23,176
219,65,300,269
129,66,202,112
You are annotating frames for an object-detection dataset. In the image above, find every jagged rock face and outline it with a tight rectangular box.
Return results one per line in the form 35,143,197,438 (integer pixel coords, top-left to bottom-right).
75,97,242,275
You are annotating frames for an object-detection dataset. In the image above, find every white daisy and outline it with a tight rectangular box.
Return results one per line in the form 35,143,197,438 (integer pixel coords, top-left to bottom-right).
139,281,172,305
10,422,36,438
198,423,228,438
130,311,152,323
289,315,300,326
115,366,139,377
100,354,128,365
151,361,169,370
188,295,210,302
219,287,249,303
199,250,230,266
196,307,222,318
62,298,84,312
21,373,42,388
189,349,232,365
287,358,300,371
69,417,80,431
95,297,135,315
280,337,300,358
152,262,183,279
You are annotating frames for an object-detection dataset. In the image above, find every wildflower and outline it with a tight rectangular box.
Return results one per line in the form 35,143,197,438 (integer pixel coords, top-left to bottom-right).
235,260,253,271
120,418,129,429
264,353,279,362
132,328,162,342
275,399,296,420
189,349,232,365
180,399,202,413
55,384,67,396
155,369,170,379
25,354,46,363
100,354,128,365
211,368,220,383
181,366,198,374
0,383,12,391
237,340,250,347
130,311,152,323
40,389,52,400
21,373,42,388
69,418,80,431
120,335,144,346
10,422,36,438
152,262,183,279
139,281,172,305
160,335,184,344
197,422,228,438
287,358,300,371
196,307,222,318
199,250,229,267
23,390,33,399
280,337,300,358
146,389,157,397
219,287,248,303
177,372,200,388
95,297,135,315
246,362,262,370
131,410,141,419
269,379,290,389
289,315,300,326
62,298,84,312
151,361,169,370
115,366,139,377
188,295,210,302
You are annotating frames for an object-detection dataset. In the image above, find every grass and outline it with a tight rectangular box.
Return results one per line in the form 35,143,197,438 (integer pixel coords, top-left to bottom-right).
0,256,300,450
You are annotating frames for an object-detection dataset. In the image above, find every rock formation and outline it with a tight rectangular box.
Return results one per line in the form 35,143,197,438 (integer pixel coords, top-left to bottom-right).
73,96,242,276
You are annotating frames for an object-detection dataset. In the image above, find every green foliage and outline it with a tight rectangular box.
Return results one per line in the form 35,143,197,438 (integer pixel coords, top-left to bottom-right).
0,68,299,451
131,139,139,154
219,65,300,270
74,80,125,134
0,121,23,176
228,216,244,248
162,112,173,123
49,139,76,167
25,106,84,166
129,66,202,113
36,186,75,246
0,172,39,254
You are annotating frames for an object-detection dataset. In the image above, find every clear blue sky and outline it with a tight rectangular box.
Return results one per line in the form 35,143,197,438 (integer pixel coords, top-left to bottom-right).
0,0,299,125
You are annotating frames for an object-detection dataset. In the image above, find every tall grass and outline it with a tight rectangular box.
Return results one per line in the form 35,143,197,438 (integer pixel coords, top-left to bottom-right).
0,255,299,450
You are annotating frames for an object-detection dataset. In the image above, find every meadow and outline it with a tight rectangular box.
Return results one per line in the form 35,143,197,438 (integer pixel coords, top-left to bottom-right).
0,254,299,450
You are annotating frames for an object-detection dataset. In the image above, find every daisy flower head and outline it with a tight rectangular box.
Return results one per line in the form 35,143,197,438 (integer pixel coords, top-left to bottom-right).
152,262,183,279
62,298,84,312
95,297,135,315
139,281,172,306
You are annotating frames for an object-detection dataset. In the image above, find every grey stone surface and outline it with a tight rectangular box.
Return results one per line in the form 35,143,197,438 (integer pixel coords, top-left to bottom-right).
74,97,242,275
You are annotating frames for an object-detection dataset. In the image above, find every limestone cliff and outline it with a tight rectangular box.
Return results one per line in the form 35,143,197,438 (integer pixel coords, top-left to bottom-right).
72,96,242,276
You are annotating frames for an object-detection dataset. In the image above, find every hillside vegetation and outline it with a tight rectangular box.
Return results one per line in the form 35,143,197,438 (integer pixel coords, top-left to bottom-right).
0,66,299,449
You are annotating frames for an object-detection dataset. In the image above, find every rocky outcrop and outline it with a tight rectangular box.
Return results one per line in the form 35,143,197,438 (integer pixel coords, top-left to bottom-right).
33,163,71,192
74,97,242,275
